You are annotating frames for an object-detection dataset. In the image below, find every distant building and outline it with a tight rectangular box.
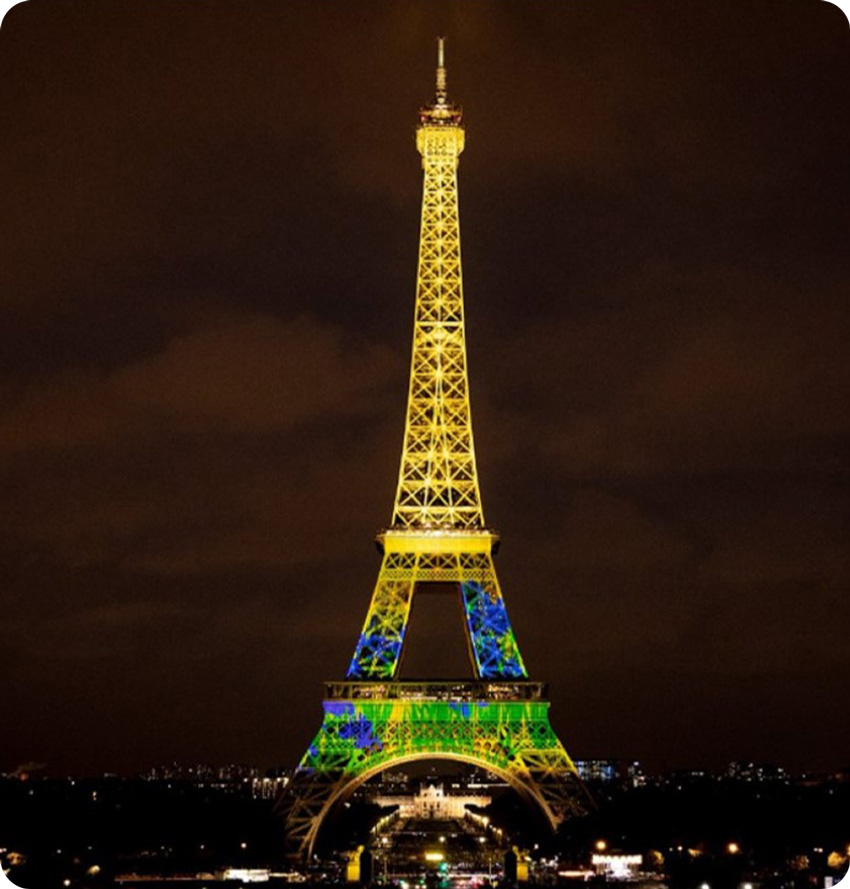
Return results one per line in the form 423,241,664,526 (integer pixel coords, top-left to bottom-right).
375,782,491,819
665,769,715,789
574,760,644,787
727,762,789,784
591,854,644,880
141,762,263,784
251,775,289,799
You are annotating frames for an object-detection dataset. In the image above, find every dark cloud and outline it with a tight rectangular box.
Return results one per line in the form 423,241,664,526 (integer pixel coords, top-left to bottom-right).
0,0,848,776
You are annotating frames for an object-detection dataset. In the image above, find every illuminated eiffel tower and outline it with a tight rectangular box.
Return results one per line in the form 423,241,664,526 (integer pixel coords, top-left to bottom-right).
280,39,587,857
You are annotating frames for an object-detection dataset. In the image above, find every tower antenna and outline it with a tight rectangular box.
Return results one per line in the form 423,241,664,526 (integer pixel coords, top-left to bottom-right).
436,36,447,103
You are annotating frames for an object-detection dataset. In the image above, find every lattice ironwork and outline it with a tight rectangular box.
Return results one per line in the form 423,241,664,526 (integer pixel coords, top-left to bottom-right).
347,542,526,680
279,688,586,858
280,40,588,858
391,39,481,531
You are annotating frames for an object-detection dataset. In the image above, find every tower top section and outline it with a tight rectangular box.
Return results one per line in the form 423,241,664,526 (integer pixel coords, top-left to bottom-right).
396,35,479,528
419,36,463,127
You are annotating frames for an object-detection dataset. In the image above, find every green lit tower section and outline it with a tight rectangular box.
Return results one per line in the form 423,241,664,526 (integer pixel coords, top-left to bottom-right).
279,39,588,858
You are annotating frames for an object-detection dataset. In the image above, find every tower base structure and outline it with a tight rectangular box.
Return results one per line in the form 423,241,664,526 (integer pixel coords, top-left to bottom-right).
278,680,588,859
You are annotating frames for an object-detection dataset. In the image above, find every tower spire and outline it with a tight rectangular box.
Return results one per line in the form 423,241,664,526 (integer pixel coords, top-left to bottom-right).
420,35,461,126
436,36,447,104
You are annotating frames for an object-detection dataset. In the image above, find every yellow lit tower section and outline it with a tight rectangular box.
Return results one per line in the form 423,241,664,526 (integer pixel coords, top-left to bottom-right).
394,36,480,530
347,39,525,681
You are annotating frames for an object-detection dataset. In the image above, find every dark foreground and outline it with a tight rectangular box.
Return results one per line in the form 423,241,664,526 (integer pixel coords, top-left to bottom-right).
1,773,848,889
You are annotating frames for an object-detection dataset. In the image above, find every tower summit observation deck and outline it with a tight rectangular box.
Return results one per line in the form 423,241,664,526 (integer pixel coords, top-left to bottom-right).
278,39,589,859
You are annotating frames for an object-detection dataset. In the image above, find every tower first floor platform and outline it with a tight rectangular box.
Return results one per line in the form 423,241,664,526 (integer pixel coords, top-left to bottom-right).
278,680,589,858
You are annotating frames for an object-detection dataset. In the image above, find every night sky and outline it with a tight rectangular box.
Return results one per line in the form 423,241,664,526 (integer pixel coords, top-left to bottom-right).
1,0,848,777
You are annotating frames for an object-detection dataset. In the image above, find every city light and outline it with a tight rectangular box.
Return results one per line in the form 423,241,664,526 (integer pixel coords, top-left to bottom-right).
425,851,445,862
595,840,608,851
727,842,740,854
592,854,643,880
222,869,270,883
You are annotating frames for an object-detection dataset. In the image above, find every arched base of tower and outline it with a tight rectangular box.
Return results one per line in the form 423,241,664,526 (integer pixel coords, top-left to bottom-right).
277,680,590,859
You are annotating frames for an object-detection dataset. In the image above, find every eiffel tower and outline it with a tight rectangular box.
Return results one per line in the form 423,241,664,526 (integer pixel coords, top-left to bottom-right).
280,38,588,858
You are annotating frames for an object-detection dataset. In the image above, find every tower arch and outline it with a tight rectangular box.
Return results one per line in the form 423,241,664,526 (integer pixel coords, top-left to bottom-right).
279,681,587,858
303,750,554,859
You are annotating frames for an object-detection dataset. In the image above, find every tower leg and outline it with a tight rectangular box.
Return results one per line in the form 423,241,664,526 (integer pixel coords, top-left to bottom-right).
347,551,415,679
458,551,527,678
347,544,529,682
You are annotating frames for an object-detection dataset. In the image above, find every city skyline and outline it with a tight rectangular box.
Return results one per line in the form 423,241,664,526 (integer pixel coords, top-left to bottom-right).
1,0,848,780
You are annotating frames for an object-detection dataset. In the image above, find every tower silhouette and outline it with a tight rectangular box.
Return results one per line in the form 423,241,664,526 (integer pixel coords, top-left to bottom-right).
280,39,587,857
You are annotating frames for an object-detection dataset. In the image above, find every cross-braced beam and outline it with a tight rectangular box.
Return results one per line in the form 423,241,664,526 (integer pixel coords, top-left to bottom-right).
278,686,589,859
